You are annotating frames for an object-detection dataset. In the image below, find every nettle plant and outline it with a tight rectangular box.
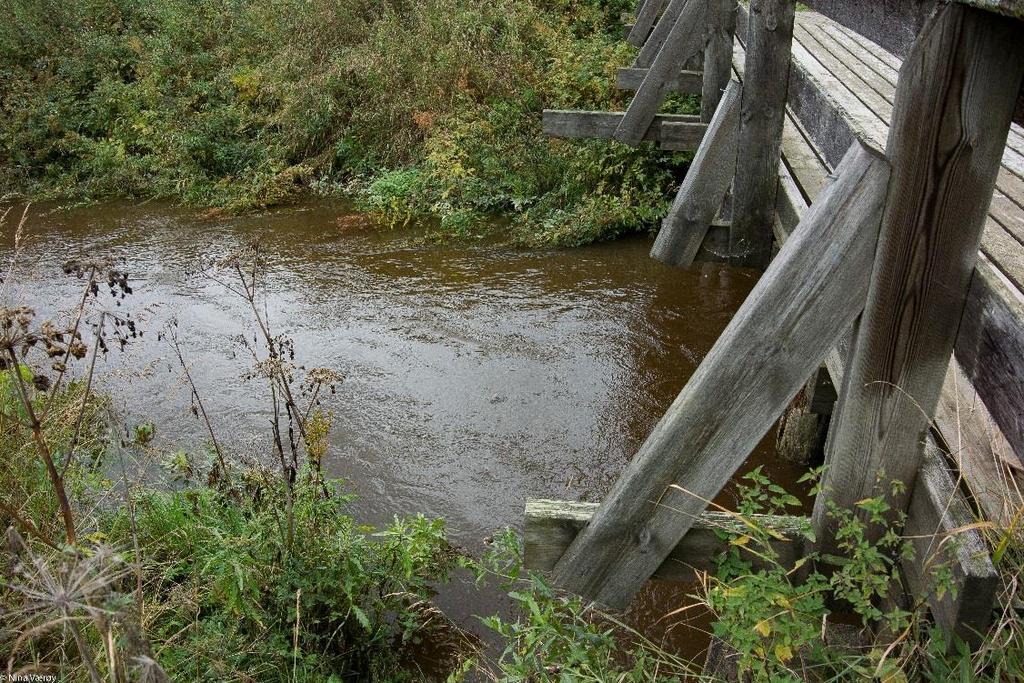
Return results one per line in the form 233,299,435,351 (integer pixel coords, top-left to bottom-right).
702,467,957,682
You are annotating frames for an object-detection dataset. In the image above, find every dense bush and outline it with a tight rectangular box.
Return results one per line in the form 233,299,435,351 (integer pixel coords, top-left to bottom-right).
0,0,696,244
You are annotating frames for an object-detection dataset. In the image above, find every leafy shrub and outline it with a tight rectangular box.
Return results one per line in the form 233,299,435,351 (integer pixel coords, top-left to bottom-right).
1,0,695,244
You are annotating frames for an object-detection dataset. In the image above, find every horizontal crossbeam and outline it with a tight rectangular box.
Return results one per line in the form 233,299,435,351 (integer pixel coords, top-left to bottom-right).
524,499,806,582
616,68,703,94
542,110,707,150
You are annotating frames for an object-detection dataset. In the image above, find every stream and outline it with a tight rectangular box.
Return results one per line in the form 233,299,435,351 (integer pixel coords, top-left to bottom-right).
1,198,805,673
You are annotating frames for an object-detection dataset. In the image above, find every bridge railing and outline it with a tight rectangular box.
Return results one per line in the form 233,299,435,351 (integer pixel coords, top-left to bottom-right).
527,0,1024,649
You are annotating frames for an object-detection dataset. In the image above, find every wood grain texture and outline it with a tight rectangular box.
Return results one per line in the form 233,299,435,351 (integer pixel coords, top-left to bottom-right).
728,0,796,268
702,0,738,122
651,80,741,266
628,0,668,46
902,447,999,648
525,499,807,583
617,68,704,94
550,142,890,608
769,53,1024,526
617,0,709,145
956,259,1024,467
934,349,1024,528
812,4,1024,554
543,110,704,147
634,0,696,69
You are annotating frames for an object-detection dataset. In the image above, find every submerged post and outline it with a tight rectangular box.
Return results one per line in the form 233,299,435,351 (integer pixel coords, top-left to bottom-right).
728,0,795,268
812,3,1024,554
701,0,738,122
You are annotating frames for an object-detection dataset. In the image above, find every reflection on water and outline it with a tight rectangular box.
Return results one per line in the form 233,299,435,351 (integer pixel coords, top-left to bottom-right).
1,199,803,670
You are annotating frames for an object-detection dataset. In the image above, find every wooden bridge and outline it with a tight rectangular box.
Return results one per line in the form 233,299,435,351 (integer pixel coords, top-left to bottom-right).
525,0,1024,652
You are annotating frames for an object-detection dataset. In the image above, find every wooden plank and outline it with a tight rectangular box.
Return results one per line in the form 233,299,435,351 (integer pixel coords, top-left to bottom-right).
617,68,703,95
771,60,1024,525
787,23,889,163
524,499,807,582
651,80,742,266
793,11,1024,278
634,0,696,69
628,0,668,46
775,86,1024,527
795,22,893,122
902,447,999,648
542,110,704,148
817,20,899,87
934,349,1024,528
617,0,710,146
550,142,890,608
956,260,1024,468
806,14,1024,251
812,4,1024,554
702,0,738,122
980,217,1024,293
660,122,712,150
729,0,797,268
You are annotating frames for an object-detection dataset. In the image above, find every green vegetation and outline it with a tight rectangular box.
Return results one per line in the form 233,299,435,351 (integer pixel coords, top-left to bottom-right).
3,233,1023,681
0,0,696,245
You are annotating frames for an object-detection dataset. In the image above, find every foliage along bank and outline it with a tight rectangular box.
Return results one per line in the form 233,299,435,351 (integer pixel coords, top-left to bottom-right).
0,0,698,245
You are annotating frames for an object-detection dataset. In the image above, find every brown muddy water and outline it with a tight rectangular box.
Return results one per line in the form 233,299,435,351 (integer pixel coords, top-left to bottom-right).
1,199,806,674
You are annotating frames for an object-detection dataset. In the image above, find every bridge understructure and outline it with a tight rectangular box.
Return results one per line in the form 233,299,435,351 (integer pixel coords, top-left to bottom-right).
529,0,1024,654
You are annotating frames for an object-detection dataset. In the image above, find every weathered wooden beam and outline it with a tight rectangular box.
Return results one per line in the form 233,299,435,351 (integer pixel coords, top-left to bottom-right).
651,80,741,267
812,4,1024,554
542,110,706,150
902,447,999,648
728,0,796,268
628,0,668,46
702,0,738,122
616,0,710,146
549,142,890,608
617,68,703,95
634,0,696,69
776,367,833,464
955,262,1024,467
769,71,1024,530
524,499,807,582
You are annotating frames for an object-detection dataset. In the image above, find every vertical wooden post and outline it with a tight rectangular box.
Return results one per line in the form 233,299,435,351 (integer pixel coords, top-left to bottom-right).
701,0,737,122
812,4,1024,555
728,0,795,268
550,142,890,608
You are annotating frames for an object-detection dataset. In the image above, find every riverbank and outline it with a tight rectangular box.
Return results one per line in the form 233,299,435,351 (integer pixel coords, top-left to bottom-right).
1,0,697,246
4,199,1024,680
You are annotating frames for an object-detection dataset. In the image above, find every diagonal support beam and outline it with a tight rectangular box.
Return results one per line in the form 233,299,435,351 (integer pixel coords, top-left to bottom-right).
616,0,710,146
628,0,668,47
550,141,891,608
634,0,702,69
651,79,741,267
812,4,1024,556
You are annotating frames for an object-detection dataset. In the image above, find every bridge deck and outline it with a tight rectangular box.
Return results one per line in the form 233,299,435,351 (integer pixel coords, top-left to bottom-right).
731,6,1024,525
786,9,1024,294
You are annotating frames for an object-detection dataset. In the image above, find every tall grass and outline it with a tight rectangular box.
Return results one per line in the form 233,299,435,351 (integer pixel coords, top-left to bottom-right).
0,0,695,244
